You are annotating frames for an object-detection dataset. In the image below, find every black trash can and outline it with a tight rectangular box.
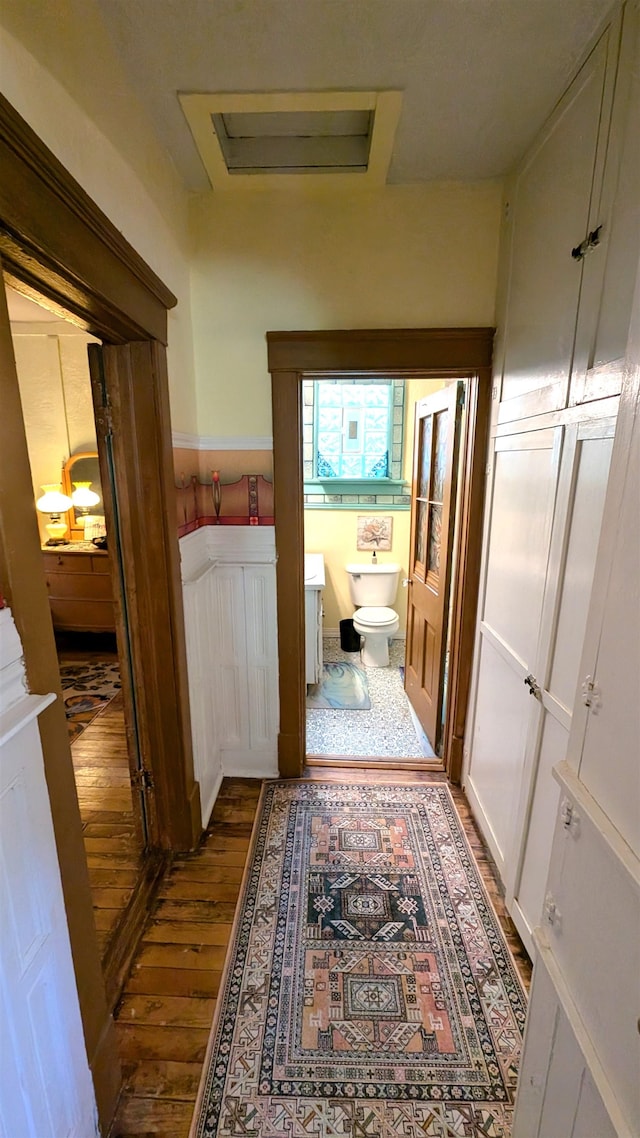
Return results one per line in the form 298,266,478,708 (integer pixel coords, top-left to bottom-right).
339,618,361,653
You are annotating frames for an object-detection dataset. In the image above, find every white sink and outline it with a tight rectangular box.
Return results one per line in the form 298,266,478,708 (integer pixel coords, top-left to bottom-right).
304,553,325,588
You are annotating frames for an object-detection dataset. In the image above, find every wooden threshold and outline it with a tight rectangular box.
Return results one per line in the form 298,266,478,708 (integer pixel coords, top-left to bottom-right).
306,754,445,772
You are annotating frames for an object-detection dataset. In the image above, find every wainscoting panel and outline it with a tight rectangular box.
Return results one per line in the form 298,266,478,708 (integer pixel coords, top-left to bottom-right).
182,558,224,829
180,527,279,794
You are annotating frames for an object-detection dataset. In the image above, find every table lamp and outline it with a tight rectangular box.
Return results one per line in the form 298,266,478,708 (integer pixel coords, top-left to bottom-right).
36,485,73,545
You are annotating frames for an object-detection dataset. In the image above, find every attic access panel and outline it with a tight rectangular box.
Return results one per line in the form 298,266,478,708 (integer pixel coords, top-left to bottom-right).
179,91,402,190
211,109,373,174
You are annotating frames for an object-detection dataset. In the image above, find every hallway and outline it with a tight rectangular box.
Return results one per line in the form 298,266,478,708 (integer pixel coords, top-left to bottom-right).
109,771,531,1137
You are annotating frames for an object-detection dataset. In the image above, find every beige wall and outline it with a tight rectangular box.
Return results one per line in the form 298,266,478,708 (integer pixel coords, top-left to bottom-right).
190,184,502,436
12,324,98,544
0,15,198,435
305,378,450,633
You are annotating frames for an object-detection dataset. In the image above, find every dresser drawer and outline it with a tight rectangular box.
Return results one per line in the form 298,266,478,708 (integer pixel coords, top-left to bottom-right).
45,572,113,602
42,551,90,574
42,545,115,633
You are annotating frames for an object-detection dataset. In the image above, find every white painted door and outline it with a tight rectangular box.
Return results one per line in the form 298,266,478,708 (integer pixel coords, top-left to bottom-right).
0,699,98,1138
505,417,616,952
466,427,561,876
497,28,610,423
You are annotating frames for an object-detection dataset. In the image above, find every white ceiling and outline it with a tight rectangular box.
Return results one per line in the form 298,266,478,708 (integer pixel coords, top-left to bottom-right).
96,0,613,191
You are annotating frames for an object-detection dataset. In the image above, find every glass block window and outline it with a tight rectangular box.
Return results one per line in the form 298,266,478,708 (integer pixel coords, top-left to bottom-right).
308,378,404,479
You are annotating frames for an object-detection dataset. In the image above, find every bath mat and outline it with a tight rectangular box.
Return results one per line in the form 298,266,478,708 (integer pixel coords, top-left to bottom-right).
306,661,371,710
190,781,527,1138
59,659,121,743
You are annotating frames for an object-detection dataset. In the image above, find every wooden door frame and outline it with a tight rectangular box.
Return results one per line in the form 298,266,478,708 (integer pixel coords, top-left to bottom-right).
267,329,493,782
0,95,201,1129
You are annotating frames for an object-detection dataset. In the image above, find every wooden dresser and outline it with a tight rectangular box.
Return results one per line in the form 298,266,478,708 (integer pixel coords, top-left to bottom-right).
42,542,115,633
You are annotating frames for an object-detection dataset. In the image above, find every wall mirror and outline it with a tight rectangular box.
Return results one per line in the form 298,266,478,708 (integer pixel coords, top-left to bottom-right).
62,451,105,540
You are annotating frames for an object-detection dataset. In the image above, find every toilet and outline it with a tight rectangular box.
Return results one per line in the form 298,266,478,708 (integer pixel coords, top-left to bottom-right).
345,562,401,667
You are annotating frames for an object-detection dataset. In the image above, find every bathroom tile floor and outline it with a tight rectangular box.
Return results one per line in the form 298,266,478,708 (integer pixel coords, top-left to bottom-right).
306,638,436,760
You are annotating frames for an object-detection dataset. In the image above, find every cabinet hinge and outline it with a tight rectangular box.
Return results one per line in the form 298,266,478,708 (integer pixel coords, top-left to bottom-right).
131,768,154,792
581,674,601,712
95,398,114,438
560,796,580,835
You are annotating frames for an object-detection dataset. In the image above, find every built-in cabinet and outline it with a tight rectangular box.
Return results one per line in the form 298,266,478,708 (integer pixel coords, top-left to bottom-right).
465,3,639,1134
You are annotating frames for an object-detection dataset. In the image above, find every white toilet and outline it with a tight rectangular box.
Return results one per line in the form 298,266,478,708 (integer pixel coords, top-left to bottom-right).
346,562,401,667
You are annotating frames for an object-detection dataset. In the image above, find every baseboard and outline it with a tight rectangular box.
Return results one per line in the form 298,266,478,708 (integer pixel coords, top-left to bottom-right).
221,749,279,779
200,768,224,829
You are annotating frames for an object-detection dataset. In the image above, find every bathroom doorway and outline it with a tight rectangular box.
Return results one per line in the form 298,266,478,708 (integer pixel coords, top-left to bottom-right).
302,374,467,769
268,329,493,781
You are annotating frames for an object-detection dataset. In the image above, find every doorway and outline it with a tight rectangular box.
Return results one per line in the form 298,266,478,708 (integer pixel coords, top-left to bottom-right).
267,329,493,781
5,284,154,987
0,94,202,1126
302,374,470,769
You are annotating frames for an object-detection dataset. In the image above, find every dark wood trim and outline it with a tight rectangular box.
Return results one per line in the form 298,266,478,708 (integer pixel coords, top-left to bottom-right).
443,372,492,783
102,851,169,1010
0,94,175,344
267,329,494,781
89,343,201,850
0,95,200,1132
267,328,494,373
271,369,306,778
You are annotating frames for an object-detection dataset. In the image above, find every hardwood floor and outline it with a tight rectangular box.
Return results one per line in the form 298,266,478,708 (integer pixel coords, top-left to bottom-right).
71,692,146,960
109,769,531,1138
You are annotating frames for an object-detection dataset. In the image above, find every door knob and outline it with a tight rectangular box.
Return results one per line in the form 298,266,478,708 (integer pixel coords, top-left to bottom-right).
402,578,411,587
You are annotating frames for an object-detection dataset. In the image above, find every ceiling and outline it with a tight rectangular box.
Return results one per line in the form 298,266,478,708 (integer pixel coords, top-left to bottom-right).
95,0,613,191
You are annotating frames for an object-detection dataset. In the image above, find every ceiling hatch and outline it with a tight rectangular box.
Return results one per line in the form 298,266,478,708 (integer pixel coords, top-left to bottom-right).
179,91,402,190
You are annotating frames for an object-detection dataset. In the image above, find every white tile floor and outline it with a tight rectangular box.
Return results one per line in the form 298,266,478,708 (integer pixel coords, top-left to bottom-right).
306,638,436,760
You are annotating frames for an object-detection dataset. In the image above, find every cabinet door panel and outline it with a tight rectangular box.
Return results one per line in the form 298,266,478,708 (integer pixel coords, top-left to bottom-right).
483,434,558,663
467,637,532,867
572,4,640,403
513,712,566,944
549,434,614,710
499,35,607,420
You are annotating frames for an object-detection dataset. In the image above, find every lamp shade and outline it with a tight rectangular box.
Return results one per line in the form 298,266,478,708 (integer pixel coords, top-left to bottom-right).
36,485,73,514
71,482,100,509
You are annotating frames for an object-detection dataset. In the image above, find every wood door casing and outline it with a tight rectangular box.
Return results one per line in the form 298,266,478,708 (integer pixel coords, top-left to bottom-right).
268,331,494,779
405,383,463,752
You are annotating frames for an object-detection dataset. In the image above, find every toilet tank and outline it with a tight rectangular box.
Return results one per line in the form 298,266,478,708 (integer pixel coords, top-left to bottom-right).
346,563,401,606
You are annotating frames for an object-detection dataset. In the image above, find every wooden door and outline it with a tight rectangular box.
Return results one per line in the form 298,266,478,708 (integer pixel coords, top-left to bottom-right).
405,383,463,753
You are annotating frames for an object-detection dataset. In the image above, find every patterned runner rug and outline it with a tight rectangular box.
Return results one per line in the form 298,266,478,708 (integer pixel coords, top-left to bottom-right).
191,782,527,1138
59,659,121,743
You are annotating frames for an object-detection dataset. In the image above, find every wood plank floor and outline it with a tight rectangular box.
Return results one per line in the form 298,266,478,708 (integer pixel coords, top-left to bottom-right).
70,690,145,959
109,768,531,1138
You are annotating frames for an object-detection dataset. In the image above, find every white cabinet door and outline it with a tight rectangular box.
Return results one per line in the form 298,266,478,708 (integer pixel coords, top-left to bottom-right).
466,428,561,873
497,30,610,424
507,419,616,952
571,3,640,405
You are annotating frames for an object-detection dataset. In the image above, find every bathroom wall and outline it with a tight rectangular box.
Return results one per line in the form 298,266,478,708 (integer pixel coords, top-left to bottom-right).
304,378,447,635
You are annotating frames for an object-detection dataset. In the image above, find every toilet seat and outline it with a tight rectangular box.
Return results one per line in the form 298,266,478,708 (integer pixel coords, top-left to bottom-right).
353,606,398,628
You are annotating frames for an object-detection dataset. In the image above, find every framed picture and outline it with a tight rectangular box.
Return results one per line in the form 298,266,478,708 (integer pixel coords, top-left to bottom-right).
357,515,393,551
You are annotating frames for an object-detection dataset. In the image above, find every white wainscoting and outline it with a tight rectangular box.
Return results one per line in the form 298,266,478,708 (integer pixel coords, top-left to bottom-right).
180,526,279,822
0,609,98,1138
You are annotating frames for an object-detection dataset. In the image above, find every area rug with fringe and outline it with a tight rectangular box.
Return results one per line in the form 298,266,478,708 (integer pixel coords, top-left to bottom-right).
59,659,121,743
191,781,527,1138
306,662,371,710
